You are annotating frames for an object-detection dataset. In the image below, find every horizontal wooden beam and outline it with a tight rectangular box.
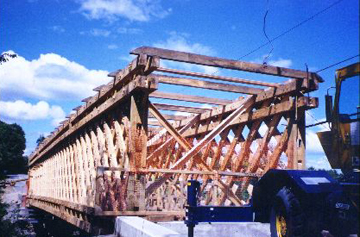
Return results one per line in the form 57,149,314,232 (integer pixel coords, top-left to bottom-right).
28,195,94,214
152,103,211,114
165,79,300,130
153,74,263,94
131,46,321,80
148,113,188,121
98,167,260,177
150,91,232,105
182,97,318,137
156,67,280,87
28,198,92,233
148,120,161,126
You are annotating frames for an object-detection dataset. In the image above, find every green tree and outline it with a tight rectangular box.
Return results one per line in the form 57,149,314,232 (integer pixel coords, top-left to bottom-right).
0,121,27,178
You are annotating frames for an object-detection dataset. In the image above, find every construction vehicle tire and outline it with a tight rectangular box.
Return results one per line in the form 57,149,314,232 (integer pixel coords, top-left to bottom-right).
270,187,305,237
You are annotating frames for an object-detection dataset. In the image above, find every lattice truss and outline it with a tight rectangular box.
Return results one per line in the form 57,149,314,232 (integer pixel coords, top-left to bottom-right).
28,47,322,223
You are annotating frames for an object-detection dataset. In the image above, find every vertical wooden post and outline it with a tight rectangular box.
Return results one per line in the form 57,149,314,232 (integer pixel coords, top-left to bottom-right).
287,108,306,169
296,110,306,169
129,93,149,169
127,92,149,211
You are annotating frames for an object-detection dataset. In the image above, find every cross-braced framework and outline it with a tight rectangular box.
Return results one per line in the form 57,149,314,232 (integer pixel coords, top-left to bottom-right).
27,47,321,233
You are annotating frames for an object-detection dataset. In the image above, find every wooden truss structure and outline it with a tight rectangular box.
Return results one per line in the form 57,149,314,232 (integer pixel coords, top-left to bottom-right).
27,46,322,233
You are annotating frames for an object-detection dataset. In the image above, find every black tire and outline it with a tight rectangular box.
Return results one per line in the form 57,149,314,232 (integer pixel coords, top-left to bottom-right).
270,187,305,237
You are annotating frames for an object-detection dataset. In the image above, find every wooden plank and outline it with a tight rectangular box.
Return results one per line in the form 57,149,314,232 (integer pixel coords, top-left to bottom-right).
131,46,321,80
219,125,245,171
296,110,306,169
29,76,158,166
153,74,263,94
172,96,254,170
148,113,188,121
28,198,92,233
181,97,318,137
148,120,161,126
93,84,106,92
156,67,280,87
81,96,92,103
264,119,292,171
28,195,95,214
152,103,211,114
149,102,193,152
146,115,200,163
150,91,232,105
163,79,298,130
114,120,128,168
29,56,158,164
130,94,149,169
235,115,283,195
97,167,259,177
128,93,149,211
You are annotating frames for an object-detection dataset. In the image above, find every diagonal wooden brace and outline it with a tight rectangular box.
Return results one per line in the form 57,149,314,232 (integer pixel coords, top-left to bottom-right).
145,96,255,199
148,102,208,168
170,95,255,170
146,114,200,164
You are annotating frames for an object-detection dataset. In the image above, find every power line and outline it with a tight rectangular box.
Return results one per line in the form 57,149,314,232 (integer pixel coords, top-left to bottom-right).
306,111,330,130
315,54,359,73
153,0,348,105
240,0,345,60
262,0,274,64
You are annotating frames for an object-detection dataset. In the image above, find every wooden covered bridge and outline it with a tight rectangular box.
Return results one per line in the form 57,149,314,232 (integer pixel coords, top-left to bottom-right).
27,46,322,234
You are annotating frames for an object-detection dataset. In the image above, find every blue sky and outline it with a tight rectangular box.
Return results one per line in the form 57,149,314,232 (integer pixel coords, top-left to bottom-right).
0,0,359,169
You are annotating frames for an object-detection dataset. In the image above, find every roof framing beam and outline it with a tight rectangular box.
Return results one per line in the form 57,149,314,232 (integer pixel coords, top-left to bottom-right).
150,91,232,105
152,103,211,114
156,67,280,87
131,46,321,80
152,74,263,94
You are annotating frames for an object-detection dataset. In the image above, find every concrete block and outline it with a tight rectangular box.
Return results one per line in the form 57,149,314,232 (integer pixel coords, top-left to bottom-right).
158,221,270,237
114,216,182,237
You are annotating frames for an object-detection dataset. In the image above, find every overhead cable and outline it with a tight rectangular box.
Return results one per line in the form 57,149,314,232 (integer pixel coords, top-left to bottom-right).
240,0,345,60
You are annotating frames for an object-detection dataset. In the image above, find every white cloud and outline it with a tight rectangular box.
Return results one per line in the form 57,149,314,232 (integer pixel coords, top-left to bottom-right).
252,54,293,68
268,58,292,68
306,111,330,132
0,52,110,101
78,0,170,22
154,32,214,56
50,25,65,33
306,155,332,170
154,32,218,74
0,100,65,126
306,130,325,154
117,27,142,34
90,28,111,37
108,44,118,50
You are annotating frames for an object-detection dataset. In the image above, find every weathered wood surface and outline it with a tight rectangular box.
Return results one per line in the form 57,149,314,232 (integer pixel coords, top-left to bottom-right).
131,46,324,81
28,46,322,233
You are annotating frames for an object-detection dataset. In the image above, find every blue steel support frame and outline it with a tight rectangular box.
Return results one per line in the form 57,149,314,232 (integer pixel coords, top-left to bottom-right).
185,180,254,237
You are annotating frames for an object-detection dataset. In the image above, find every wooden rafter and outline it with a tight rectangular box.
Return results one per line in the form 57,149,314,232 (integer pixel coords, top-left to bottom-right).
150,91,232,105
148,113,188,121
131,46,322,81
153,74,264,94
152,103,211,114
156,67,280,87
